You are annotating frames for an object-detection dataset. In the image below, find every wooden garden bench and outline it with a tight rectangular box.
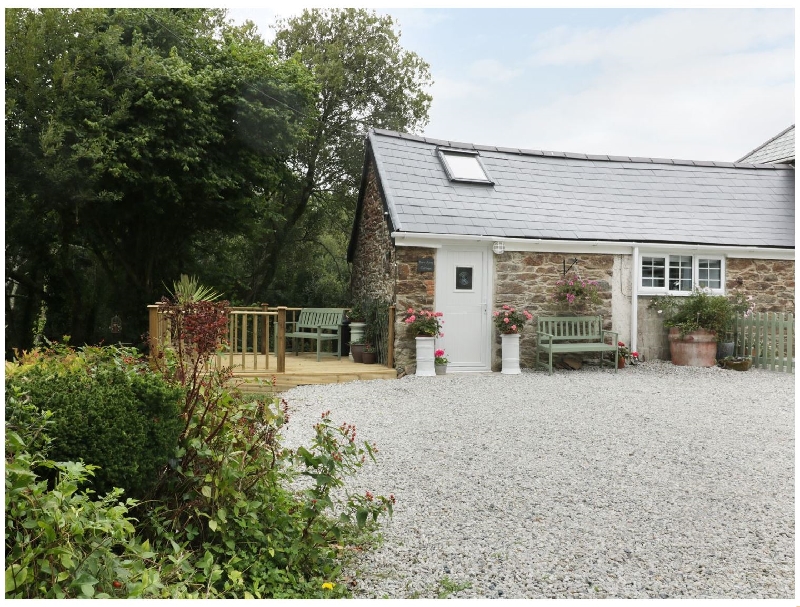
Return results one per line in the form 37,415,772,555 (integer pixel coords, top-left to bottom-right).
284,308,347,361
535,316,619,375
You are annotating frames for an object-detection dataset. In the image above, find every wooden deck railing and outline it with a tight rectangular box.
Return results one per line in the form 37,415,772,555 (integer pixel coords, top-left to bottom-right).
734,311,795,373
148,303,396,373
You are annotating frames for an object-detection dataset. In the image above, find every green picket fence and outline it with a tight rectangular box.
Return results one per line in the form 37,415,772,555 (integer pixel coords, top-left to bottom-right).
733,312,795,373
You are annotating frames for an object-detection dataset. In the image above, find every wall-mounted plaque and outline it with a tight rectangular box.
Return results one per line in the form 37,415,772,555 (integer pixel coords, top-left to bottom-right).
417,257,435,273
455,267,473,290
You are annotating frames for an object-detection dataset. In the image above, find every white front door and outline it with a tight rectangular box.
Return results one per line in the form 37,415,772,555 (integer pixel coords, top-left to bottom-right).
435,246,491,372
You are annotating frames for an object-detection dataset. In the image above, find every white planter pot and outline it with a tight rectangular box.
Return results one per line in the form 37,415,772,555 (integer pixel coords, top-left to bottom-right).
349,322,366,361
501,333,521,375
415,336,436,376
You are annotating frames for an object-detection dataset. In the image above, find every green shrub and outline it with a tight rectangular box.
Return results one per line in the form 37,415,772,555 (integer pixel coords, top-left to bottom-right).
5,344,183,499
4,404,189,599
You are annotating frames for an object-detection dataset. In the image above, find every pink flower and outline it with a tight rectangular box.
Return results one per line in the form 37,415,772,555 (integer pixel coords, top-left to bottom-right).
502,304,510,310
493,311,499,317
618,341,625,347
435,312,443,317
631,351,639,358
407,307,413,314
511,325,517,331
435,349,445,357
406,315,416,323
439,332,444,337
504,317,510,323
523,311,533,320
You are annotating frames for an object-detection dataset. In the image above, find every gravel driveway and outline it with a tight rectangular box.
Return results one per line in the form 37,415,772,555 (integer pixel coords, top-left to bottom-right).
280,361,794,599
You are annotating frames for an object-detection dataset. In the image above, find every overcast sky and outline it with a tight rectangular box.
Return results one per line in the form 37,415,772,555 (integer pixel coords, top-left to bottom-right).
226,6,794,163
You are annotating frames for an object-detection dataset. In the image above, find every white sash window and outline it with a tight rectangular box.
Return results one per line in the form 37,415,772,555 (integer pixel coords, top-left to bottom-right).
639,254,725,295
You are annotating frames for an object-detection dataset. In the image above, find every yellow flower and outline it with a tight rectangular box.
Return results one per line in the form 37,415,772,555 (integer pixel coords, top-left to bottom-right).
322,582,335,590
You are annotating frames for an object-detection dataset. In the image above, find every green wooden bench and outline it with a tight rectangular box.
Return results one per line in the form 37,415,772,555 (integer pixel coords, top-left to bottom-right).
284,308,347,361
535,316,619,375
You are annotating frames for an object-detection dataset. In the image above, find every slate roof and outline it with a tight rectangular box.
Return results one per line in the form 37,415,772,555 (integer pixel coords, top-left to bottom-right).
737,125,795,164
366,128,795,249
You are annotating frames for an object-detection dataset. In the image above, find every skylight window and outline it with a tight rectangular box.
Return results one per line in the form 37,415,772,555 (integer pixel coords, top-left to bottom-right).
438,149,493,184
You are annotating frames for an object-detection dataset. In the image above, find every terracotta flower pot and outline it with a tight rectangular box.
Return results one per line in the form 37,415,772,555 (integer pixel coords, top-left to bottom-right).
350,343,365,363
617,357,625,369
668,327,717,367
361,350,376,364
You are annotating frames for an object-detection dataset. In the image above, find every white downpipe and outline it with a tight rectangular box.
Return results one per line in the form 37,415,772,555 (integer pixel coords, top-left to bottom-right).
631,246,639,354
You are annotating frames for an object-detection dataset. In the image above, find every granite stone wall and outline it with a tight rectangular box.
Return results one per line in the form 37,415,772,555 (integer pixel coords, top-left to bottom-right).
349,163,394,304
394,246,437,373
493,252,615,370
725,258,795,313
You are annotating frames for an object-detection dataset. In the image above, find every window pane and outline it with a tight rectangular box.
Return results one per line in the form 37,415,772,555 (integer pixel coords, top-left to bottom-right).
455,267,473,290
641,257,665,288
440,151,491,182
669,256,692,291
698,259,722,289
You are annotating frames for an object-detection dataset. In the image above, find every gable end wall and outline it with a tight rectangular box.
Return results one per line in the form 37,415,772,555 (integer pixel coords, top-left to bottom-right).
350,161,394,304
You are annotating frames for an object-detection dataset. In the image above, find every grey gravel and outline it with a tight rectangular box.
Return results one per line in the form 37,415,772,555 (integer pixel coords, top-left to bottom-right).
280,361,795,599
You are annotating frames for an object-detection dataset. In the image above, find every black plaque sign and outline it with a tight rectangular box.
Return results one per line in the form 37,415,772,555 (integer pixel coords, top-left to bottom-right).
417,257,435,273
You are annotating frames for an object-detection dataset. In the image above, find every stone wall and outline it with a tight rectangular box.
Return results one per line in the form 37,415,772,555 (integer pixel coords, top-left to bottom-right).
349,163,395,303
394,246,437,374
636,258,795,362
725,258,795,313
493,252,615,370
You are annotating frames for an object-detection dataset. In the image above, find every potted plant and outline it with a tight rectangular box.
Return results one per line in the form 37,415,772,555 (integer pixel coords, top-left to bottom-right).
718,355,752,371
361,344,377,364
614,342,639,368
347,304,367,360
402,308,444,376
349,338,365,363
551,274,602,313
434,349,448,375
493,304,533,374
653,288,734,367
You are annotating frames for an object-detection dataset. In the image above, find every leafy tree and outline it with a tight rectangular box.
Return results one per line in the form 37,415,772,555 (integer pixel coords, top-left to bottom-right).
222,8,432,305
5,8,314,353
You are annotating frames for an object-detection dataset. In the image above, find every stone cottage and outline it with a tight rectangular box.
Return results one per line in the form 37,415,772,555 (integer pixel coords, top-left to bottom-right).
348,128,795,373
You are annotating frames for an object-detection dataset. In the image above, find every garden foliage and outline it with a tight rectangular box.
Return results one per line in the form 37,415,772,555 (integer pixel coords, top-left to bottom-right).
5,343,183,499
4,392,190,599
146,295,394,597
6,290,395,598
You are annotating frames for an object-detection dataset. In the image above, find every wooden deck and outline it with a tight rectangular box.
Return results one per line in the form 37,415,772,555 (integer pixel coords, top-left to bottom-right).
216,352,397,392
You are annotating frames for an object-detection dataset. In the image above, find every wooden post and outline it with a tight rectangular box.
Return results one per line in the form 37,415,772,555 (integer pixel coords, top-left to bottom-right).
277,306,286,373
261,303,269,355
148,305,161,361
387,304,395,369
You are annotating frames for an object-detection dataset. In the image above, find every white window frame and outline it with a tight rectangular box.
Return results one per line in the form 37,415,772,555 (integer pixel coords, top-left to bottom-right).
437,148,494,184
638,253,725,296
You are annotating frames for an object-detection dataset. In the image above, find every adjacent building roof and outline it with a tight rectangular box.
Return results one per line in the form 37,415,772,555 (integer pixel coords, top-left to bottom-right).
737,125,795,164
363,128,795,249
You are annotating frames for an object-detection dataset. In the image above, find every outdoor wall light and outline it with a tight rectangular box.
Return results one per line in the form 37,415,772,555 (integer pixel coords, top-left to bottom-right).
492,241,505,255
